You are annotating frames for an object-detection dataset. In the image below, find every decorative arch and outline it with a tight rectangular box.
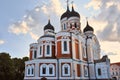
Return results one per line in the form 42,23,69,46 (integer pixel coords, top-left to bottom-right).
40,64,48,76
26,64,35,76
27,66,31,76
62,64,70,76
48,64,55,76
61,36,70,54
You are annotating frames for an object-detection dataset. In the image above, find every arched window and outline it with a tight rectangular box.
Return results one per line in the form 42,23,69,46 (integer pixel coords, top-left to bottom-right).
34,50,37,58
62,64,70,76
62,37,70,54
47,45,50,55
40,64,47,76
45,44,51,57
49,67,53,74
63,23,66,30
40,46,42,55
28,68,30,75
64,41,67,51
98,68,101,76
70,23,72,28
48,64,55,76
43,67,46,74
84,66,88,77
31,68,34,74
75,23,77,28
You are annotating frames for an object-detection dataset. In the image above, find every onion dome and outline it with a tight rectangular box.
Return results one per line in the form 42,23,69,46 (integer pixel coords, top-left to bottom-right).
60,6,70,20
68,6,80,18
83,21,94,32
44,20,54,31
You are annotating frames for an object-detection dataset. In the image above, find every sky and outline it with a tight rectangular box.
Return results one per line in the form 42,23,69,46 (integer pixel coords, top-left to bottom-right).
0,0,120,63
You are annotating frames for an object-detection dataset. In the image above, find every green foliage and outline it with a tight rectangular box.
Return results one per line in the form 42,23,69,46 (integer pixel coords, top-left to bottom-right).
0,52,29,80
0,52,15,80
12,57,29,80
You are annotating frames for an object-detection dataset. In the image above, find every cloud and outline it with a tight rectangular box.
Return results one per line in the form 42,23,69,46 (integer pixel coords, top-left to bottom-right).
107,52,117,55
8,0,64,40
86,0,120,42
0,40,5,45
85,0,101,10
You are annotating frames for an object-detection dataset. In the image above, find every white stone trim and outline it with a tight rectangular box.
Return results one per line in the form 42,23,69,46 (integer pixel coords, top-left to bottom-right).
45,44,52,57
56,31,70,37
37,44,43,58
62,64,70,76
26,64,35,77
40,64,47,76
32,49,37,59
84,65,88,77
40,64,55,77
38,37,55,43
61,40,70,54
48,64,55,76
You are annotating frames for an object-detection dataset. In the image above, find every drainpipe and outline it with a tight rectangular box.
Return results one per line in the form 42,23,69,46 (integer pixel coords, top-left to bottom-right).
85,36,90,80
57,58,59,80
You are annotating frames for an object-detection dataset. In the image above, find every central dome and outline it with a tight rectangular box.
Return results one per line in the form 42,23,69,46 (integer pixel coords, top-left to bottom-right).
68,6,80,18
60,6,70,20
60,6,80,20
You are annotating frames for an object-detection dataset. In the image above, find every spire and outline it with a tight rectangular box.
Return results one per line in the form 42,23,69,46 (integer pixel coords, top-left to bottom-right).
86,17,89,26
66,0,70,11
48,15,50,24
71,1,74,11
48,19,50,24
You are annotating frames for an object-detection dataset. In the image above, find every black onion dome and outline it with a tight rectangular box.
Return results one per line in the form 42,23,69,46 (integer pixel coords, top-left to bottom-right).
83,21,94,32
44,20,54,31
68,6,80,18
60,6,70,20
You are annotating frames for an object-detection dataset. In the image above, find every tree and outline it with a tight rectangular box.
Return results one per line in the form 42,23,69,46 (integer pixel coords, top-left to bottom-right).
0,52,15,80
12,57,29,80
0,52,29,80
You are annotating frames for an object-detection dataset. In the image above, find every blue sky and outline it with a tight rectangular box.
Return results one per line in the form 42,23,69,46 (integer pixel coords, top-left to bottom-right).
0,0,120,63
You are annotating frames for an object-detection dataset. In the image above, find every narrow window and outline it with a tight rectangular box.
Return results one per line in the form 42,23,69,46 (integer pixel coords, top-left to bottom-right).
62,64,70,76
47,45,50,55
75,23,77,28
49,67,53,74
40,46,42,55
113,72,114,75
70,24,72,28
43,67,46,74
34,50,37,58
64,24,66,30
84,66,88,76
98,68,101,75
65,67,68,74
28,68,30,75
64,41,67,51
31,68,34,74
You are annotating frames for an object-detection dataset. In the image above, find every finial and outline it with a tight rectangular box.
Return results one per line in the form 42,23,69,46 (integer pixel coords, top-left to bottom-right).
48,15,50,24
71,1,74,11
86,17,88,25
66,0,69,10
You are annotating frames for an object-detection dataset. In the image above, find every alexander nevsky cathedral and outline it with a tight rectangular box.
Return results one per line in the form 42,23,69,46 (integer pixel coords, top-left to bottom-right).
24,2,111,80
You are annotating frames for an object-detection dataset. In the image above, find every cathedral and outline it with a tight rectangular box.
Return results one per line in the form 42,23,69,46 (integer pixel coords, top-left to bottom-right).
24,2,111,80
